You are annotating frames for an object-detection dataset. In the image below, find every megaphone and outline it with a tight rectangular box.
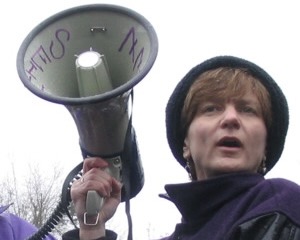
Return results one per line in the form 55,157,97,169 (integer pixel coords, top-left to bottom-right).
16,3,158,225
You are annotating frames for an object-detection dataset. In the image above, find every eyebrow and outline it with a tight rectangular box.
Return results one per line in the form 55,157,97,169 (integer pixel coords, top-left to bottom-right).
233,97,260,105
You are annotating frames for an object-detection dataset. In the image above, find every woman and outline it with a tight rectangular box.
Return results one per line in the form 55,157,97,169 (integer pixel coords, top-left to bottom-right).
163,55,300,239
64,56,300,239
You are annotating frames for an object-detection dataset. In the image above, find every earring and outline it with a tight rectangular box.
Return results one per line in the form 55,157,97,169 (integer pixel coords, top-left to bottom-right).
259,156,267,175
185,160,193,181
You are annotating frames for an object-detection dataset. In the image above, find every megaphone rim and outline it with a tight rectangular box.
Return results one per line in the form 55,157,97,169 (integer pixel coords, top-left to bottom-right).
16,4,159,105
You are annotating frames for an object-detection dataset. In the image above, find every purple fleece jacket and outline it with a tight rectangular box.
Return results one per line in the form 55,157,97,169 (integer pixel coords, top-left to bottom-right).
0,204,56,240
160,173,300,239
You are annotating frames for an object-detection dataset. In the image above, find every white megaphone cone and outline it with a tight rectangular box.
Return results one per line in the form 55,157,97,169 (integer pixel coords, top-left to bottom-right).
16,4,158,239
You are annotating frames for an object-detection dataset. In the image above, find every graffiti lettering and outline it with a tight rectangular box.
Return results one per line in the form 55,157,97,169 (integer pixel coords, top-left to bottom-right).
118,27,144,71
50,29,70,59
26,46,51,80
25,29,70,80
133,47,144,71
25,27,145,81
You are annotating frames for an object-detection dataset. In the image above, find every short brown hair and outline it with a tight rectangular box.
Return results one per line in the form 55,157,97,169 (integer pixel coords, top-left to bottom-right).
181,67,272,136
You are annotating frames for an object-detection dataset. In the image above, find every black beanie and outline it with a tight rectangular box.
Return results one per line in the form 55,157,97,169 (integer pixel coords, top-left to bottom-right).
166,55,289,174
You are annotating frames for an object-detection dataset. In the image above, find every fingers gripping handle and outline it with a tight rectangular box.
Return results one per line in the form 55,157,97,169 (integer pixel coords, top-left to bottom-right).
84,157,122,225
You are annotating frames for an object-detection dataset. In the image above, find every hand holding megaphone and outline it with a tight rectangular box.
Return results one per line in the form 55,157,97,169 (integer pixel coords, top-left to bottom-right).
84,157,122,225
71,157,122,230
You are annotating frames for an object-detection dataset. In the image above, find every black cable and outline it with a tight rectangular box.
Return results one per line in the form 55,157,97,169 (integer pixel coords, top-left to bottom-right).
27,162,83,240
26,201,66,240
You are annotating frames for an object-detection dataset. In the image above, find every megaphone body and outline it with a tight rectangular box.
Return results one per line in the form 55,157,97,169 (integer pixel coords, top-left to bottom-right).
16,3,158,221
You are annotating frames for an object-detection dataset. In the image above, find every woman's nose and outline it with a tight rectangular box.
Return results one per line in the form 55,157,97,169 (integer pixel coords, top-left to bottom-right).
220,105,240,129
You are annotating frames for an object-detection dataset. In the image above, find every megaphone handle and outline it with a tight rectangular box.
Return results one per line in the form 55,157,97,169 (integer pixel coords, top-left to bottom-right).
83,160,121,225
84,190,103,225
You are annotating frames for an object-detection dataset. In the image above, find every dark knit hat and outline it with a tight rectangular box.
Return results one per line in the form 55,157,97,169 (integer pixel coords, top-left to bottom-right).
166,55,289,174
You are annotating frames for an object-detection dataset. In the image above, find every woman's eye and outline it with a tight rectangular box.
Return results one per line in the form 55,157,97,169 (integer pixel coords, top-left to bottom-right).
202,105,221,113
242,106,256,114
206,106,217,112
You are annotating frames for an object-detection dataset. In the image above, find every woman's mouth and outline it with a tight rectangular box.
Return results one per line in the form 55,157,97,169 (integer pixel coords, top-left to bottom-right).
217,137,242,149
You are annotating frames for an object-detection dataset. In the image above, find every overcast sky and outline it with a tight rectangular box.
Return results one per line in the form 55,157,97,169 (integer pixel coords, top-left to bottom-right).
1,0,300,239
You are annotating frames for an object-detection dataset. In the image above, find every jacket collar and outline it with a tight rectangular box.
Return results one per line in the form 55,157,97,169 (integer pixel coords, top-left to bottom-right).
161,173,264,224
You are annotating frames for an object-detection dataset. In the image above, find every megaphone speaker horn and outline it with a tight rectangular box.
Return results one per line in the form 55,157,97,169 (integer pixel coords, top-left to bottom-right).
17,4,158,204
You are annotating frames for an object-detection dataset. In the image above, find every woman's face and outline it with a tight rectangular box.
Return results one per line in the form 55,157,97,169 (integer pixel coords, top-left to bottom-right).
183,91,267,180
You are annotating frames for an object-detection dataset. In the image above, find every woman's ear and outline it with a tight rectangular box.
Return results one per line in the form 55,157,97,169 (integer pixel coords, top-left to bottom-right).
183,138,191,160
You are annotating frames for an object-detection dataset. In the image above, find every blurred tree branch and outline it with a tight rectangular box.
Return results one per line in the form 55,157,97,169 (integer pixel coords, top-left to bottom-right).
0,162,73,238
